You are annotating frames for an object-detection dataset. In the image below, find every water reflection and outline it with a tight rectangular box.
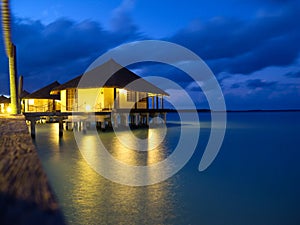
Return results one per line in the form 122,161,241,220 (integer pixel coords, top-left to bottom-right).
35,124,178,224
76,128,178,224
34,113,300,225
114,126,167,151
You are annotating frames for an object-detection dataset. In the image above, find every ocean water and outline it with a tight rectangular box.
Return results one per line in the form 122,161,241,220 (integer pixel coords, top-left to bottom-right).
33,112,300,225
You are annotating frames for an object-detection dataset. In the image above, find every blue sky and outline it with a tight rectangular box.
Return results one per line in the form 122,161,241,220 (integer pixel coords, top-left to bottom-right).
1,0,300,110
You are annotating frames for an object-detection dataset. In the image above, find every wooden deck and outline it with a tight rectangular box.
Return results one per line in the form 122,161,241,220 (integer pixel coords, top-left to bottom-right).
23,109,170,138
0,114,65,225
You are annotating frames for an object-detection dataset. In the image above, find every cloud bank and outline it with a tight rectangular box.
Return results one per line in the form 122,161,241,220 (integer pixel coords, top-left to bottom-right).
0,0,299,109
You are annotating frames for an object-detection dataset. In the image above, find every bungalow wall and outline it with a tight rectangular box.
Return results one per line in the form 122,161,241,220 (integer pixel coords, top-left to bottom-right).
60,88,114,112
77,88,113,111
60,87,155,112
0,103,10,113
117,89,147,109
60,90,67,112
24,99,61,112
103,88,114,109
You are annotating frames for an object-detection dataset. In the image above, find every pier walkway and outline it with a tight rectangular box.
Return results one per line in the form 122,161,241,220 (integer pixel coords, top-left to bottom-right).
24,109,169,138
0,114,65,225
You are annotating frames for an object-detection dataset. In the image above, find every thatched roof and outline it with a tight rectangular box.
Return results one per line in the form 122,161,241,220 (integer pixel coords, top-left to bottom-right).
0,91,30,103
20,90,30,98
23,81,60,100
0,95,10,103
51,59,169,96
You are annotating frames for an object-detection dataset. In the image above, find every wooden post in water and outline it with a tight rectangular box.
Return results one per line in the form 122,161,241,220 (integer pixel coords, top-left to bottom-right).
113,113,118,128
135,113,139,126
120,113,125,126
59,119,63,137
120,113,129,127
101,121,106,131
74,121,77,131
146,113,149,126
66,121,71,130
163,112,167,124
125,113,129,126
152,96,155,109
30,119,36,139
81,121,86,134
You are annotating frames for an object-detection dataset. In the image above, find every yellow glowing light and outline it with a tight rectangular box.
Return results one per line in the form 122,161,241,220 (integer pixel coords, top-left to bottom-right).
6,106,12,113
28,99,34,105
119,89,127,94
85,104,91,111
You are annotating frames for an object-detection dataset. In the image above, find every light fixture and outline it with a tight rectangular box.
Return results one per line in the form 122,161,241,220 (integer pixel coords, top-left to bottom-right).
28,99,34,105
85,104,91,111
6,105,12,113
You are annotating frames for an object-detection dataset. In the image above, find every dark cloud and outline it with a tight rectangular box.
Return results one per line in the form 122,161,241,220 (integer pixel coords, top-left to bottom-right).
109,0,137,35
285,71,300,78
225,82,300,110
168,1,300,74
0,15,144,94
256,0,297,4
129,62,194,87
246,79,277,89
14,19,105,68
230,83,240,89
0,1,299,110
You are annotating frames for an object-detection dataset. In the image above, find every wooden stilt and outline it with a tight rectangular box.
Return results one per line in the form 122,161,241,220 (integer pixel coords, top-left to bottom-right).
82,121,87,134
66,121,71,130
135,113,139,126
113,113,118,128
30,119,36,139
101,121,106,131
152,96,155,109
59,120,63,137
146,113,149,126
125,114,129,127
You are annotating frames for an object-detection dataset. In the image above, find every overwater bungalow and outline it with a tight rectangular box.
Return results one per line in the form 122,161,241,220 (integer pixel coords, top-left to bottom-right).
22,81,61,113
19,90,30,112
0,95,11,113
50,59,169,127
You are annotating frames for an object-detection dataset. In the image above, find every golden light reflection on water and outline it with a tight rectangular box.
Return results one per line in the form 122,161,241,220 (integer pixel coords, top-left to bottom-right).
96,128,169,166
72,148,101,210
148,127,167,151
47,123,59,145
64,129,177,224
35,123,61,161
35,122,185,224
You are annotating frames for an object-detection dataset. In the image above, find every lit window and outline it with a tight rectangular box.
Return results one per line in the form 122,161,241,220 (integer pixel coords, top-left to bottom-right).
127,91,136,102
119,89,127,94
28,99,34,105
66,89,78,111
139,92,147,102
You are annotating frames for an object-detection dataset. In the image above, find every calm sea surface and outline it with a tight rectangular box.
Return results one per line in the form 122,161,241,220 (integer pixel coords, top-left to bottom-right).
33,112,300,225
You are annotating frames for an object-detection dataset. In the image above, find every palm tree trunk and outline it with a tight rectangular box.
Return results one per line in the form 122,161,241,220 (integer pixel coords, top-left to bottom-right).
2,0,18,114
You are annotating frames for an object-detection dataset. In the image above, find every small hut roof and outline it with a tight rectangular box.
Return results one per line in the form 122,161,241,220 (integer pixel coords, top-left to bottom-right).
20,90,30,98
24,81,60,100
51,59,169,96
0,95,10,103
